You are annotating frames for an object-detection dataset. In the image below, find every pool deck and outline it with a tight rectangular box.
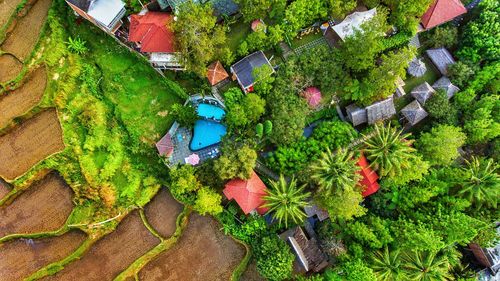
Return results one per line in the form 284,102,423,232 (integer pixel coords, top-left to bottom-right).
164,95,226,167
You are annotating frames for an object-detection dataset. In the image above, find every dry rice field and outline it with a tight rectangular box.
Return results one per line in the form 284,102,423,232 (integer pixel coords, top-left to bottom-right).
0,178,10,199
139,214,245,281
0,53,22,83
0,172,73,237
0,108,64,180
0,0,25,28
144,188,183,238
0,66,46,128
46,211,160,281
1,0,51,61
0,230,86,281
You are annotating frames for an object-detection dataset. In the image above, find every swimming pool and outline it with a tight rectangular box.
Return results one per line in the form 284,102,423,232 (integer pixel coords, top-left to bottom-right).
190,120,227,151
197,103,225,120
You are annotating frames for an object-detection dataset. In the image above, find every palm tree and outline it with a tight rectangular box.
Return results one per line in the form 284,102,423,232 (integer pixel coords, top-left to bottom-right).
370,247,403,281
310,148,361,196
263,175,311,227
363,124,417,178
457,157,499,209
402,251,453,281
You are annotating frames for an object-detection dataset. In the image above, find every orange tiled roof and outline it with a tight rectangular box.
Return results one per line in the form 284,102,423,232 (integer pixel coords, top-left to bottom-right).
207,61,229,86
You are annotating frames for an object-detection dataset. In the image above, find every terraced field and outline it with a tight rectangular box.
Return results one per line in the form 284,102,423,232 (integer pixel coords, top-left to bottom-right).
0,53,22,83
0,0,25,28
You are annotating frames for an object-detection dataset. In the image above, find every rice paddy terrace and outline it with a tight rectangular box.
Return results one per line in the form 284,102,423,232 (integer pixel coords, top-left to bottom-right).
0,1,247,280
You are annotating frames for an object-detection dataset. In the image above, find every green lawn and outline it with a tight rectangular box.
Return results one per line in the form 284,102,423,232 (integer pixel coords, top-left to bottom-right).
290,31,323,49
226,20,251,54
403,57,440,93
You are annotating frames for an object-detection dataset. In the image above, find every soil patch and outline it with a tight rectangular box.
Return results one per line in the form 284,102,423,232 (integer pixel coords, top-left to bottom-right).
0,178,11,200
139,214,245,281
0,53,22,83
0,230,86,281
0,108,64,181
0,67,46,129
1,0,51,61
0,0,25,28
0,172,73,237
144,188,183,238
46,211,160,281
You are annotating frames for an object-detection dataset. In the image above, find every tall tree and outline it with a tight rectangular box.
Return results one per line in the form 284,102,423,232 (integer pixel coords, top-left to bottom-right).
383,0,433,33
416,125,466,166
363,125,417,178
463,94,500,144
264,175,311,227
213,144,257,180
327,0,357,19
172,1,231,76
369,247,403,281
457,157,499,210
234,0,286,22
402,251,453,281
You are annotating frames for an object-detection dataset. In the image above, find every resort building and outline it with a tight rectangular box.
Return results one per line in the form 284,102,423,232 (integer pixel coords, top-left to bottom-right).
365,97,396,125
421,0,467,30
411,82,436,105
230,51,274,93
470,226,500,280
433,76,460,99
346,104,368,127
207,61,230,86
65,0,127,34
394,77,407,98
223,171,269,215
426,47,456,76
323,8,377,47
279,227,329,273
357,155,380,197
401,100,428,126
407,58,427,78
128,11,183,71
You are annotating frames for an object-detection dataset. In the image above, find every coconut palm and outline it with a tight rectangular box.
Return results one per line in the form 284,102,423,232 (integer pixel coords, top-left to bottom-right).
370,247,403,281
363,124,417,178
402,251,453,281
458,157,499,209
263,175,311,227
310,148,361,196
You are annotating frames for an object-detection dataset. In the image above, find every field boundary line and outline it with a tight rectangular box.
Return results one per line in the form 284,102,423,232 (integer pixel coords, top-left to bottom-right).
113,207,192,281
230,239,252,281
139,208,164,241
0,225,69,244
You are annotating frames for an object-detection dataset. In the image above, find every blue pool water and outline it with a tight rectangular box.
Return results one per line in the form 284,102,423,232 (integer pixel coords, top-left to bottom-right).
190,120,227,151
197,103,225,120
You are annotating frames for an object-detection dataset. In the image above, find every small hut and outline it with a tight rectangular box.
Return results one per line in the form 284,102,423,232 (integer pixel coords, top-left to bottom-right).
426,47,456,75
401,100,428,126
156,133,174,157
411,82,436,105
280,227,329,273
407,58,427,77
366,97,396,124
432,76,460,99
302,87,322,108
207,61,229,86
345,104,367,126
395,77,407,98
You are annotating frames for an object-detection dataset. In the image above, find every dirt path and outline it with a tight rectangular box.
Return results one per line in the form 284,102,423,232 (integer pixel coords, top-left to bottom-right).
0,53,22,83
0,67,46,128
1,0,51,61
138,214,245,281
0,230,86,281
0,0,25,28
144,188,182,238
0,173,73,237
0,108,64,180
46,211,160,281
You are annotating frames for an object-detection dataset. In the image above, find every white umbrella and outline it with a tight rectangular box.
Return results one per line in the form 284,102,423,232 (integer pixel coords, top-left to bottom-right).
185,153,200,165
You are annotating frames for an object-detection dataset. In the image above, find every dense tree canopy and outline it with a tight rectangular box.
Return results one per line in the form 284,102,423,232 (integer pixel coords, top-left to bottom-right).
416,125,466,166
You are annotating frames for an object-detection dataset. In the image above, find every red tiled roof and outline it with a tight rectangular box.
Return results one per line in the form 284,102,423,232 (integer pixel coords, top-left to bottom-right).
128,12,175,53
356,154,380,197
421,0,467,29
156,133,174,157
223,171,269,215
207,61,229,86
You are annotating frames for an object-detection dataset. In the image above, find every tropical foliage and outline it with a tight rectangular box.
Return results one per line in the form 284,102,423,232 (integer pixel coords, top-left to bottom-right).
457,157,499,210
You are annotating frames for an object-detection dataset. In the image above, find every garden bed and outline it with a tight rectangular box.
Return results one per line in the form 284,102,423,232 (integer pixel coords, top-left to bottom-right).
0,108,64,180
138,214,245,281
47,211,160,281
403,56,440,93
0,53,22,83
144,188,183,238
0,172,73,237
1,0,51,61
0,66,46,129
0,230,86,281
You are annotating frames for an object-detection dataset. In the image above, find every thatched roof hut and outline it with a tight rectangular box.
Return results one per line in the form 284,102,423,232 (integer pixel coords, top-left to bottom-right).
401,100,428,125
411,82,436,105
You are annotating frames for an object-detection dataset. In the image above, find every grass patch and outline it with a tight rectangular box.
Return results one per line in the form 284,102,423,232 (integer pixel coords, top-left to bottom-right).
403,56,440,93
291,32,323,49
226,20,251,54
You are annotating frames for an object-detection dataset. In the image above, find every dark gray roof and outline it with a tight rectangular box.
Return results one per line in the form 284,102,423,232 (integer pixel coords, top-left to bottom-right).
408,58,427,77
432,76,460,99
411,82,436,105
346,104,367,126
66,0,92,11
426,47,456,75
366,98,396,124
168,0,239,16
401,100,428,125
281,227,329,273
230,51,273,89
